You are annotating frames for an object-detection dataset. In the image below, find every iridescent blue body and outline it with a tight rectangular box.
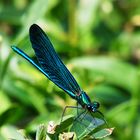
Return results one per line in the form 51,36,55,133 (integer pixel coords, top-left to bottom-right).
12,24,100,114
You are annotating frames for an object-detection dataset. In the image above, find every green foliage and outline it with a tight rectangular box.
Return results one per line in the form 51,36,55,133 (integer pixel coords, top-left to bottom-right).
0,0,140,139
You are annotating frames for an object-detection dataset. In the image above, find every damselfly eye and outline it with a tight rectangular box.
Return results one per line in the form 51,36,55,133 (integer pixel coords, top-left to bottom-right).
93,101,100,109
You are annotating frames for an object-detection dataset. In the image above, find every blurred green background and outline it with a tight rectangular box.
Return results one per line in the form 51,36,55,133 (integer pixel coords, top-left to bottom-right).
0,0,140,139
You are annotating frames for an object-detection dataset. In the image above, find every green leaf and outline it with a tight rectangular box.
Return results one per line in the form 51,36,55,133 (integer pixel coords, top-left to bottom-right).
93,128,114,139
36,124,47,140
92,85,128,104
0,90,11,115
55,115,74,133
14,0,59,44
46,115,74,140
0,125,26,140
70,114,105,139
70,57,138,93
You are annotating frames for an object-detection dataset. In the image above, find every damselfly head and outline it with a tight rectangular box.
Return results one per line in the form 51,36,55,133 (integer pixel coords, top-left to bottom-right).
93,101,100,109
87,101,100,112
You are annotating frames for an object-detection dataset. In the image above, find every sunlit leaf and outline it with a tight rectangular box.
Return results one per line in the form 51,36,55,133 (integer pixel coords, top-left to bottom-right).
0,125,25,140
90,127,114,139
70,57,138,93
36,124,47,140
70,114,106,139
